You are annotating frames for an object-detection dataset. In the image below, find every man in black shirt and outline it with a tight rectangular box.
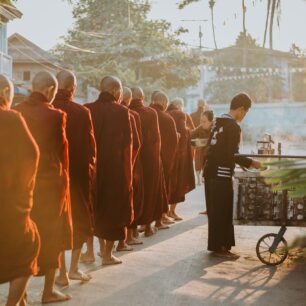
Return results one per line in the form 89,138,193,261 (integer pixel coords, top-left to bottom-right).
204,93,261,258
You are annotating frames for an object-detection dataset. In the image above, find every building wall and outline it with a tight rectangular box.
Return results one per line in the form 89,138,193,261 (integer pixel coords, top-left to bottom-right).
12,62,58,86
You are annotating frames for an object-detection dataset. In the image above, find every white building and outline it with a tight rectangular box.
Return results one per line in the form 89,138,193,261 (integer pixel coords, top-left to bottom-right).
0,1,22,77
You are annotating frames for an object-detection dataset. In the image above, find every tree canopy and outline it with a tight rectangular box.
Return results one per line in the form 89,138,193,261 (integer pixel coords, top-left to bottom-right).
54,0,206,98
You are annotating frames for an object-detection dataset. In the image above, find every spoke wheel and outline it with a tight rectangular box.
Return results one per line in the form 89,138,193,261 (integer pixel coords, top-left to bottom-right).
256,233,288,266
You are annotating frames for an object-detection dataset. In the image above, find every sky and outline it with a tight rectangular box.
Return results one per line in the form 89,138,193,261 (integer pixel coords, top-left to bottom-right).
7,0,306,52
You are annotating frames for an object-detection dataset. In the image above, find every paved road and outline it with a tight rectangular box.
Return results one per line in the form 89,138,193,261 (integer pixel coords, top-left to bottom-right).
1,185,306,306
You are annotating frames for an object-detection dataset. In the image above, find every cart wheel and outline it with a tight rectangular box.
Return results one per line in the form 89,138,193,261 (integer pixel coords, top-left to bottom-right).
256,233,288,266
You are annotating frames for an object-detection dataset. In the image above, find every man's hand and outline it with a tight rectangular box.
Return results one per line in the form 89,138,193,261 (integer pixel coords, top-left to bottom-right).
251,159,262,169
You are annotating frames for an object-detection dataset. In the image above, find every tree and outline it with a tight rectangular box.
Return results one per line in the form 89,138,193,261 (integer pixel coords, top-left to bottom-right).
263,0,271,47
54,0,206,98
242,0,247,34
262,0,281,49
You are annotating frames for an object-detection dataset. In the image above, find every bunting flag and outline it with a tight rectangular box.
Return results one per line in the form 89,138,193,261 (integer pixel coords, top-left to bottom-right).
203,65,306,74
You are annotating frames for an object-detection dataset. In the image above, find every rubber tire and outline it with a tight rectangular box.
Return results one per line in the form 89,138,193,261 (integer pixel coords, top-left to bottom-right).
256,233,288,266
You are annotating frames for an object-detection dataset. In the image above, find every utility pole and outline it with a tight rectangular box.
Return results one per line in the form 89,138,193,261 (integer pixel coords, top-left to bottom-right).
181,19,208,50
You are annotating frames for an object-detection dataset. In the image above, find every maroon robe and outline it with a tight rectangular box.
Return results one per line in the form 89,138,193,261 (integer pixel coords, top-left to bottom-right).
53,90,96,249
129,99,163,224
167,104,195,203
150,103,178,204
85,92,133,241
190,108,202,128
191,126,210,171
14,92,72,274
191,108,204,169
122,102,144,226
186,113,195,130
0,106,40,283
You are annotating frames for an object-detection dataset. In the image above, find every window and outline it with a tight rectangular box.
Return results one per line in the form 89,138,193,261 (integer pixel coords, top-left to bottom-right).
23,71,31,81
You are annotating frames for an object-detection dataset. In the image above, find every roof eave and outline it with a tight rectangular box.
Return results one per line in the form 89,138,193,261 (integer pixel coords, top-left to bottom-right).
0,4,22,20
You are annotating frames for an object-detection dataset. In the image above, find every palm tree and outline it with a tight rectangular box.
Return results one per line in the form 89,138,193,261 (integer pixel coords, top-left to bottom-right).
263,0,271,47
264,0,281,49
209,0,218,49
269,0,277,49
242,0,247,34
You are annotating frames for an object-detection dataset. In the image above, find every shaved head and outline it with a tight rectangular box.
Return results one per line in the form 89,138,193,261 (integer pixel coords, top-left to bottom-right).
100,76,122,102
131,87,144,101
171,97,184,110
56,70,76,91
32,71,57,92
122,86,132,106
152,91,169,111
0,75,12,92
151,90,160,103
0,74,14,108
198,99,206,108
32,71,58,103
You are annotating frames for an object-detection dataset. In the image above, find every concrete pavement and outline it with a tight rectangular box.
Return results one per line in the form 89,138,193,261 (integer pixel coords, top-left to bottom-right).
1,185,305,306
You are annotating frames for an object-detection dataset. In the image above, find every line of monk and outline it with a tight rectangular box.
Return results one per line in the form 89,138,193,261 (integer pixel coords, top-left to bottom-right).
0,71,196,305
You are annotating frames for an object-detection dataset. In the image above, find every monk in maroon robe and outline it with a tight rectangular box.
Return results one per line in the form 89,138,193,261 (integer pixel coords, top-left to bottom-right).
130,87,164,237
190,99,207,185
14,71,72,304
52,70,96,285
85,76,133,265
150,91,179,227
190,99,206,127
167,98,195,221
0,75,40,306
118,86,144,250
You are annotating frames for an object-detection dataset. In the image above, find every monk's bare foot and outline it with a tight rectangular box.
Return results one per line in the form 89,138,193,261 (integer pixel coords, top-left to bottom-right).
155,223,170,230
168,211,183,221
42,290,71,304
138,225,146,233
55,274,69,287
68,270,92,282
145,226,157,237
102,256,122,266
199,211,207,215
116,242,133,252
133,228,139,239
162,216,175,224
80,252,95,264
126,238,143,245
20,292,27,306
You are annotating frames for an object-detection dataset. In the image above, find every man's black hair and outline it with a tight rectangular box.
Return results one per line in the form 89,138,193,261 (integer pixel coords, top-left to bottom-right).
230,93,252,111
202,110,214,122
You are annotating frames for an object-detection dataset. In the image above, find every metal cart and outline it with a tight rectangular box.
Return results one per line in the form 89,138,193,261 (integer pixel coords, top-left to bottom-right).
234,154,306,266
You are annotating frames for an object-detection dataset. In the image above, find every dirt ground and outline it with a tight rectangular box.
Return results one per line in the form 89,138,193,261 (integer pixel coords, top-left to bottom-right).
1,185,305,306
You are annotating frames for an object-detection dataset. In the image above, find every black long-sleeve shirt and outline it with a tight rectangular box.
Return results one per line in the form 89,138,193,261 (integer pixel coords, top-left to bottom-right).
204,114,252,179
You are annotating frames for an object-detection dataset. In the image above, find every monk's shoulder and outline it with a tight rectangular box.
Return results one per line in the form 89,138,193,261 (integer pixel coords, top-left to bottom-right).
12,100,26,112
71,101,91,118
163,111,176,123
83,101,95,110
146,105,158,118
178,110,186,119
190,111,197,118
47,105,67,125
113,103,130,115
0,108,23,125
